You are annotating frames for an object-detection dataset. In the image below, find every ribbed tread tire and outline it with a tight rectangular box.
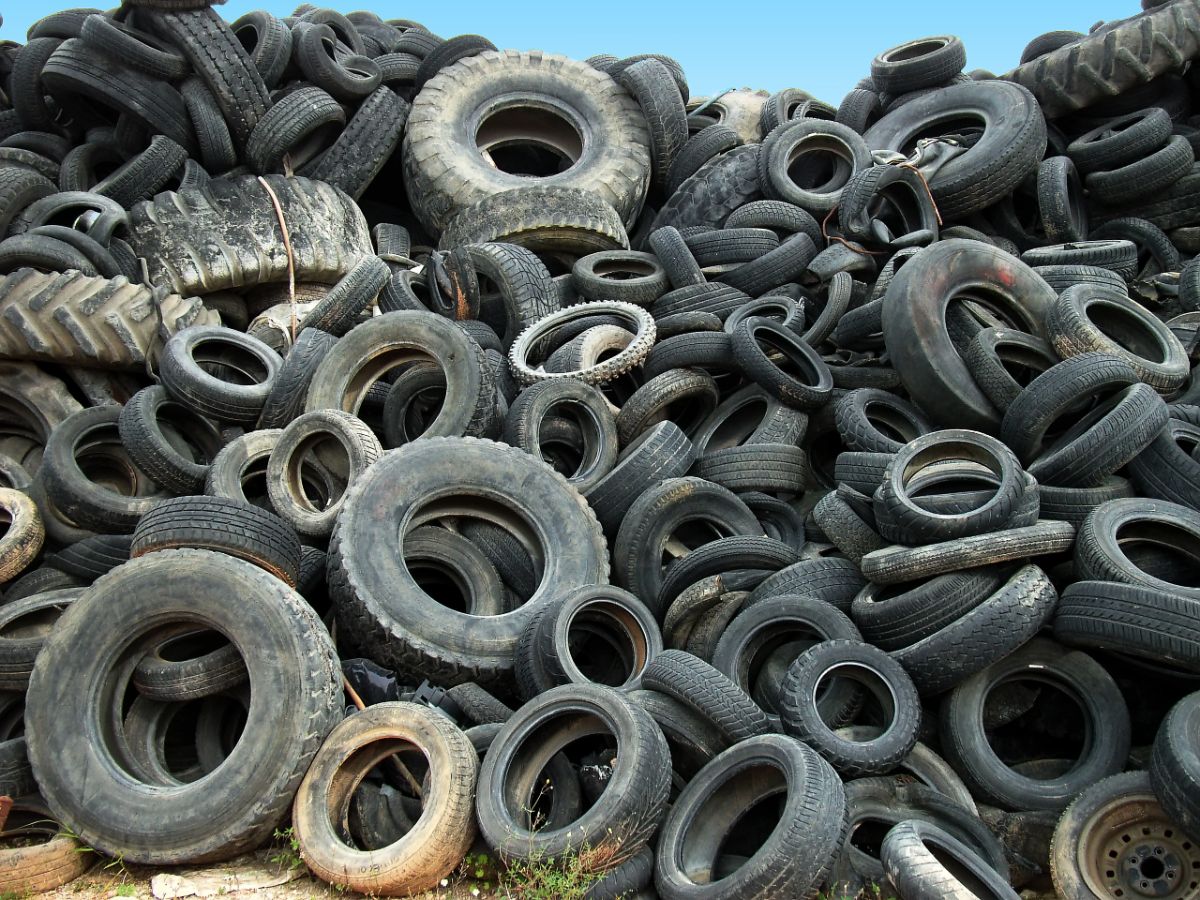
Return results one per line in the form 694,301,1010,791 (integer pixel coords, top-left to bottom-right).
0,268,216,369
1149,693,1200,838
1054,580,1200,671
641,649,772,743
131,495,302,586
147,9,272,147
126,175,373,297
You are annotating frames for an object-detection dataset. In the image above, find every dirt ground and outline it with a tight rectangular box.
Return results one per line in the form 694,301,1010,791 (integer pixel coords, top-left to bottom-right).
29,852,478,900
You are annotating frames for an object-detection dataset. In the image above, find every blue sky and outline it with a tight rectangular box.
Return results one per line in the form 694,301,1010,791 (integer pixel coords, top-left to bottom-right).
3,0,1139,103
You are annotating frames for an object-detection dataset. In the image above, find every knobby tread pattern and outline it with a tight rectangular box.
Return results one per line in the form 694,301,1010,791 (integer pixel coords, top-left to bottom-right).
1005,1,1200,118
127,176,373,297
642,649,772,742
405,50,650,233
0,268,216,369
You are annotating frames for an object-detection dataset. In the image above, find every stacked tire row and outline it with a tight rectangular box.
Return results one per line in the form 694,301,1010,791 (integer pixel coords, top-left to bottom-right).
3,2,1200,899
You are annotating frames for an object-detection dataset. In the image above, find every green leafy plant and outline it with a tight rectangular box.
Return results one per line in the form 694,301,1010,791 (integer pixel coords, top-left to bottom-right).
268,827,304,872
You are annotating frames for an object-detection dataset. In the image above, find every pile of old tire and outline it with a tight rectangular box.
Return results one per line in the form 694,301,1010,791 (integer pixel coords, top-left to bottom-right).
3,1,1200,898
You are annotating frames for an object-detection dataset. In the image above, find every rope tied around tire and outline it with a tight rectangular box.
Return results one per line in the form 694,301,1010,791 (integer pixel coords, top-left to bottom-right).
256,175,298,342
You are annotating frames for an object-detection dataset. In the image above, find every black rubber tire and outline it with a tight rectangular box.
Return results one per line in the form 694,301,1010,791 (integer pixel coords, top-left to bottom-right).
834,778,1009,894
1021,239,1139,279
833,388,932,454
612,475,759,615
40,405,165,534
298,255,390,337
413,33,496,90
749,557,866,611
694,443,810,495
47,533,131,582
266,408,382,538
129,624,248,703
655,535,799,614
438,185,629,257
245,85,344,174
1055,579,1200,673
1045,284,1189,393
1027,383,1167,488
256,328,338,430
718,233,818,297
126,175,373,298
666,124,741,196
1021,30,1085,65
131,494,302,587
1150,692,1200,839
476,683,669,864
864,81,1046,220
572,250,669,305
505,378,617,493
779,639,921,777
203,428,282,511
861,522,1075,586
1049,771,1197,900
230,11,293,87
146,9,271,148
404,50,650,234
1087,132,1195,207
23,549,342,864
1067,108,1173,175
963,327,1060,413
653,144,763,233
690,384,809,454
118,385,225,496
649,225,705,289
615,368,718,446
641,649,772,743
881,239,1057,431
732,316,832,410
1075,497,1200,598
585,421,697,536
874,429,1025,543
881,820,1020,900
160,325,281,425
330,437,607,684
851,567,1005,652
40,38,194,150
761,119,872,214
617,58,687,194
293,23,381,102
889,564,1060,695
292,701,478,895
653,733,846,900
0,588,80,691
304,86,410,200
445,682,513,725
1038,155,1088,244
306,310,497,439
1006,3,1200,118
940,637,1131,811
871,36,967,94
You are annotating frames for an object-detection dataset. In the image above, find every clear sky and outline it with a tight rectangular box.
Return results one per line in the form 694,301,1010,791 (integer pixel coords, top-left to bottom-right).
2,0,1140,104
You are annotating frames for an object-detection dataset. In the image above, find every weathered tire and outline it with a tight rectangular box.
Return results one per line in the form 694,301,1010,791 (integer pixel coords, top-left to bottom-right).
293,702,477,895
404,50,651,234
329,438,608,684
23,549,342,864
125,175,372,297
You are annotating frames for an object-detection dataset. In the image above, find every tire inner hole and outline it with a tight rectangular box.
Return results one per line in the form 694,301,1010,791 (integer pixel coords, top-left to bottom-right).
983,675,1087,773
475,103,584,178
